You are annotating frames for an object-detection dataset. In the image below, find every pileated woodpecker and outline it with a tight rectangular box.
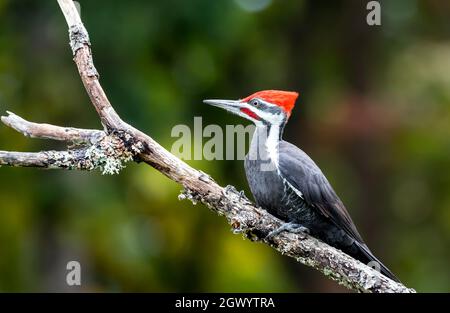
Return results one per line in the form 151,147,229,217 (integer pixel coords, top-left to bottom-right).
204,90,399,282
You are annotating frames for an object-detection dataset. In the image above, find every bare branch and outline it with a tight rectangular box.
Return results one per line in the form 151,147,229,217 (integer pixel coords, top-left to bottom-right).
0,149,89,169
57,0,123,130
0,0,416,293
1,111,104,144
0,133,135,174
57,0,82,26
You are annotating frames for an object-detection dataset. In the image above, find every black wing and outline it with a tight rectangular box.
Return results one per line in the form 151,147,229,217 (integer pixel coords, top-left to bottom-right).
278,141,401,282
278,141,364,244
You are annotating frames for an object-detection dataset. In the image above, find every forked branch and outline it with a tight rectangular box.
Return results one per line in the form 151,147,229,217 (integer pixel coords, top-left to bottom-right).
0,0,414,293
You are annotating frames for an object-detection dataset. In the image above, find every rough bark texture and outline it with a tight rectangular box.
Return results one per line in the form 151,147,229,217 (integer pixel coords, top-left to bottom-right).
0,0,415,293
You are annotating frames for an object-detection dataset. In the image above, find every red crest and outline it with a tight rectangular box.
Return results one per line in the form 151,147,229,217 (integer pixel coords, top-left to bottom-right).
241,90,299,117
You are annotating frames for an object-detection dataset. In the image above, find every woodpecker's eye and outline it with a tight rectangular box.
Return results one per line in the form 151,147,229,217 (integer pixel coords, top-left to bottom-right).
251,99,260,107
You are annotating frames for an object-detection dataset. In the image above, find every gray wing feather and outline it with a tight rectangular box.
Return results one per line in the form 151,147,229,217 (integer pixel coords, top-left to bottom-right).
278,141,365,244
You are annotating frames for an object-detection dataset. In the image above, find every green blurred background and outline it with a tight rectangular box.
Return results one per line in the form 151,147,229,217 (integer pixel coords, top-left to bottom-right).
0,0,449,292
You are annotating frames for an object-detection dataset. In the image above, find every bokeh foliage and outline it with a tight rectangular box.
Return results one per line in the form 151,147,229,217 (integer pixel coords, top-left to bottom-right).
0,0,449,292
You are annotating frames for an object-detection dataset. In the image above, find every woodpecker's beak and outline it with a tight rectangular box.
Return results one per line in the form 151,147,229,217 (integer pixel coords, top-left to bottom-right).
203,99,243,115
204,98,261,122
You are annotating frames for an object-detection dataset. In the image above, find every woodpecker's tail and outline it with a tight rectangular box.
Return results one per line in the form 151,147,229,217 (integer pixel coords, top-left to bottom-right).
352,241,400,283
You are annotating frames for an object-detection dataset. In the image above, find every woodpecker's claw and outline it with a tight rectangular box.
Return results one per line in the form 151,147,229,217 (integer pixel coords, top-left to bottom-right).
265,222,310,241
224,185,238,194
238,190,246,201
224,185,250,203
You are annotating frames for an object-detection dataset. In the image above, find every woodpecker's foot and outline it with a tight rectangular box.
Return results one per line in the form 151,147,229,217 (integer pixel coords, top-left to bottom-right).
224,185,238,194
238,190,246,201
265,222,310,241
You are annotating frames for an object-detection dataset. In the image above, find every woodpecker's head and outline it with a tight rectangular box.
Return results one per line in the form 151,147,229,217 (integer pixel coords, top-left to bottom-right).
204,90,299,126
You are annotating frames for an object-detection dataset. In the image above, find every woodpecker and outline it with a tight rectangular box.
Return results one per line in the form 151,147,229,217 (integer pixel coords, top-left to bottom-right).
204,90,399,282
